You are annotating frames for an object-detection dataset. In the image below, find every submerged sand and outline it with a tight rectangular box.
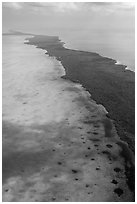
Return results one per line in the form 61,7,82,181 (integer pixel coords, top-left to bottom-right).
2,35,134,201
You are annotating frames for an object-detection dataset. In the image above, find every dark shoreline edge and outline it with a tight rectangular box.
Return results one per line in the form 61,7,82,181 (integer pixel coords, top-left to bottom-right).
25,34,135,195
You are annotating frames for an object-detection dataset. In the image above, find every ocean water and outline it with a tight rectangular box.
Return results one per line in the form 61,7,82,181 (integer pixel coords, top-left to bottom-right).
60,31,135,71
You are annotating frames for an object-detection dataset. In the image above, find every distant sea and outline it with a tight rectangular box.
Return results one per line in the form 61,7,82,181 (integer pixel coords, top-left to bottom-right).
60,30,135,71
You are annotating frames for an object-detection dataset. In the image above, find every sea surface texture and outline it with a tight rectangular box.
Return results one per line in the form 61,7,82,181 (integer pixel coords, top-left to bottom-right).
2,36,133,201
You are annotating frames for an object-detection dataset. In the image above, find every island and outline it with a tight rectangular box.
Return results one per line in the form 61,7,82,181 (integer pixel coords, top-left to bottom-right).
25,34,135,196
26,35,135,153
2,32,135,201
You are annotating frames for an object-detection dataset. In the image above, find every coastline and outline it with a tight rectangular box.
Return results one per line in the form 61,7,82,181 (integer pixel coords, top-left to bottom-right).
25,34,135,194
2,34,135,201
25,35,135,150
62,40,135,72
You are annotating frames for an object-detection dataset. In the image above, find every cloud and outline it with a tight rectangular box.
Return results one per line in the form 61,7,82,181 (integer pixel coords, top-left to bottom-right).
3,2,22,10
26,2,80,12
2,2,134,13
83,2,134,12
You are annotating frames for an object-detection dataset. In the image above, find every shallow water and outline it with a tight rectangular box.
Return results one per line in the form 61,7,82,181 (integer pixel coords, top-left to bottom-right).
2,35,133,201
2,35,83,125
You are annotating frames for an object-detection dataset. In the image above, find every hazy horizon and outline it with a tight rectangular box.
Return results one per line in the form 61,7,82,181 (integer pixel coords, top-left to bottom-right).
2,2,135,70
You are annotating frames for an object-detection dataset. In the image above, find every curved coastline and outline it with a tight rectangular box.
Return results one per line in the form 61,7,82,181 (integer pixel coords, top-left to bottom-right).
25,34,135,196
2,34,135,201
25,34,135,147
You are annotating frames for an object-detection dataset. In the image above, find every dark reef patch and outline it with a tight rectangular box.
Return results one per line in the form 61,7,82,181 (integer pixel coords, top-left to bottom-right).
114,168,121,173
114,188,123,197
111,179,118,184
71,170,78,174
93,132,98,135
89,138,100,142
106,144,113,148
102,150,113,161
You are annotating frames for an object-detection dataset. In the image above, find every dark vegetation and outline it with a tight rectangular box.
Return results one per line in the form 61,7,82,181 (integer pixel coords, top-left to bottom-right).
26,35,135,153
26,35,135,196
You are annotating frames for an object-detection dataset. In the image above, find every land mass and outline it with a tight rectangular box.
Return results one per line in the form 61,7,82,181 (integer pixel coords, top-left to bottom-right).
2,33,135,201
26,35,135,153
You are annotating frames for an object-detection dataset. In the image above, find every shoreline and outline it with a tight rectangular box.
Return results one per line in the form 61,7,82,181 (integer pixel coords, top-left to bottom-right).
2,34,135,201
25,34,135,149
25,34,135,194
62,40,134,72
3,33,135,72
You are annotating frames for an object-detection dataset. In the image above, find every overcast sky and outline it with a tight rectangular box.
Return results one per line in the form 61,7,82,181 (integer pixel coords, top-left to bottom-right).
2,2,135,36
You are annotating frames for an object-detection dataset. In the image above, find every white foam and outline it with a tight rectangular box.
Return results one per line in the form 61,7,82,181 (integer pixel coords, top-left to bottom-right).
115,60,122,65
